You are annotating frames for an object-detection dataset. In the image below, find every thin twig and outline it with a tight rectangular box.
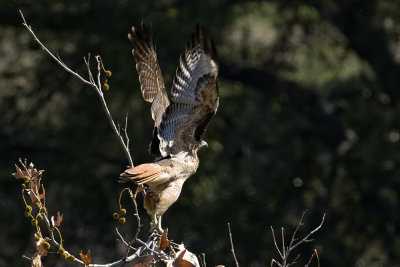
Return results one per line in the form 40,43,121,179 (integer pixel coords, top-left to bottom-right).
227,223,239,267
270,226,283,259
288,211,306,250
19,10,92,87
115,228,137,251
127,188,142,256
271,259,282,267
290,213,326,251
305,249,320,267
270,212,326,267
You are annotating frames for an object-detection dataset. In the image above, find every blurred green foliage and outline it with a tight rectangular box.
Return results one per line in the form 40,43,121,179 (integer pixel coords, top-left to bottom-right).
1,0,400,266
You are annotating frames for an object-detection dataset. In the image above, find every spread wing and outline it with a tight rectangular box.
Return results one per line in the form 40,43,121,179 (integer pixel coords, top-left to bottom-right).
128,22,170,156
157,24,219,156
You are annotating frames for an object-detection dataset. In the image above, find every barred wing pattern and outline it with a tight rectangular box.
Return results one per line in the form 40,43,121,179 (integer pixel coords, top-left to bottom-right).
128,22,169,127
158,25,219,156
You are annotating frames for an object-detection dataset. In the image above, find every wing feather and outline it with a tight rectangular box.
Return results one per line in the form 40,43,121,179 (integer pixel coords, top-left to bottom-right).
158,25,219,156
128,22,170,126
129,22,170,157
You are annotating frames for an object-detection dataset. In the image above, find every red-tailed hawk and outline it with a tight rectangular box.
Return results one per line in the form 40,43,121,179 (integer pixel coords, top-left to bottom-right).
120,23,219,232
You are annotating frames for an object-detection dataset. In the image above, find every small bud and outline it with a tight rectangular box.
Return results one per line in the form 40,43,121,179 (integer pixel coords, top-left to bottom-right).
21,183,26,189
34,201,41,208
103,83,110,91
118,217,126,224
101,77,108,84
31,219,38,226
37,214,43,221
42,241,51,250
40,207,47,213
23,177,30,183
105,70,112,77
119,208,127,215
24,211,31,217
26,205,33,212
113,213,120,219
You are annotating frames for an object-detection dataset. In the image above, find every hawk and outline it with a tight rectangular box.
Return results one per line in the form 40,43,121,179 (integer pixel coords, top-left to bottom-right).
120,22,219,232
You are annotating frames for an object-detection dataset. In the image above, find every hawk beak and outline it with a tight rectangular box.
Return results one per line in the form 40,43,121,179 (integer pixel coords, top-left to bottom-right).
200,140,208,148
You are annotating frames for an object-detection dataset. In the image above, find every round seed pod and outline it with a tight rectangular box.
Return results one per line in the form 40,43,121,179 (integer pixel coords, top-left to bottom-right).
42,241,50,250
58,247,65,254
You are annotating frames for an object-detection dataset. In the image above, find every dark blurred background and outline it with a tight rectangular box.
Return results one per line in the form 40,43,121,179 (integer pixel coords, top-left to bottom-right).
1,0,400,266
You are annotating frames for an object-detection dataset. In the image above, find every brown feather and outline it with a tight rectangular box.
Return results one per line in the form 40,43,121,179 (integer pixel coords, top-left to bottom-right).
128,22,170,157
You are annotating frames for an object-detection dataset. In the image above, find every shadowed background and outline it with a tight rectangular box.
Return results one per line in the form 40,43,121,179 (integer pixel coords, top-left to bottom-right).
1,0,400,266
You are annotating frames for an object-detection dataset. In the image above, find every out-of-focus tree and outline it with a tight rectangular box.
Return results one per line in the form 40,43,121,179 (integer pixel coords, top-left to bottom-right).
1,0,400,266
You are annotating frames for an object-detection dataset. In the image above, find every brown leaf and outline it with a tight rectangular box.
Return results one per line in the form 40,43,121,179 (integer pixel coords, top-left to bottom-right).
13,164,26,179
39,185,45,200
159,230,171,251
31,252,43,267
79,250,92,266
55,211,63,227
172,250,197,267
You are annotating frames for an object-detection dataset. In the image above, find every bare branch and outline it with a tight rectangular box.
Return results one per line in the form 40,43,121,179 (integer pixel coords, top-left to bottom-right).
227,223,240,267
270,212,326,267
305,249,320,267
19,9,134,167
115,228,137,252
270,259,282,267
127,187,142,256
270,226,283,259
19,10,92,88
290,213,326,251
288,211,306,250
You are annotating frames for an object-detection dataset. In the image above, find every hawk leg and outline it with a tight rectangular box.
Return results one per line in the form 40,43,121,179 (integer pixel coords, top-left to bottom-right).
150,214,164,233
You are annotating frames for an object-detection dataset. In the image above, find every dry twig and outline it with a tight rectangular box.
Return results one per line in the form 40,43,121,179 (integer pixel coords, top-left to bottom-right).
227,223,240,267
270,211,326,267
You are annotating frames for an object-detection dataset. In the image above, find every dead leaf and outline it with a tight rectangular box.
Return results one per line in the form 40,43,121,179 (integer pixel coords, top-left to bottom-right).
159,230,171,251
79,250,92,266
13,164,27,179
171,250,198,267
31,252,43,267
55,211,63,227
